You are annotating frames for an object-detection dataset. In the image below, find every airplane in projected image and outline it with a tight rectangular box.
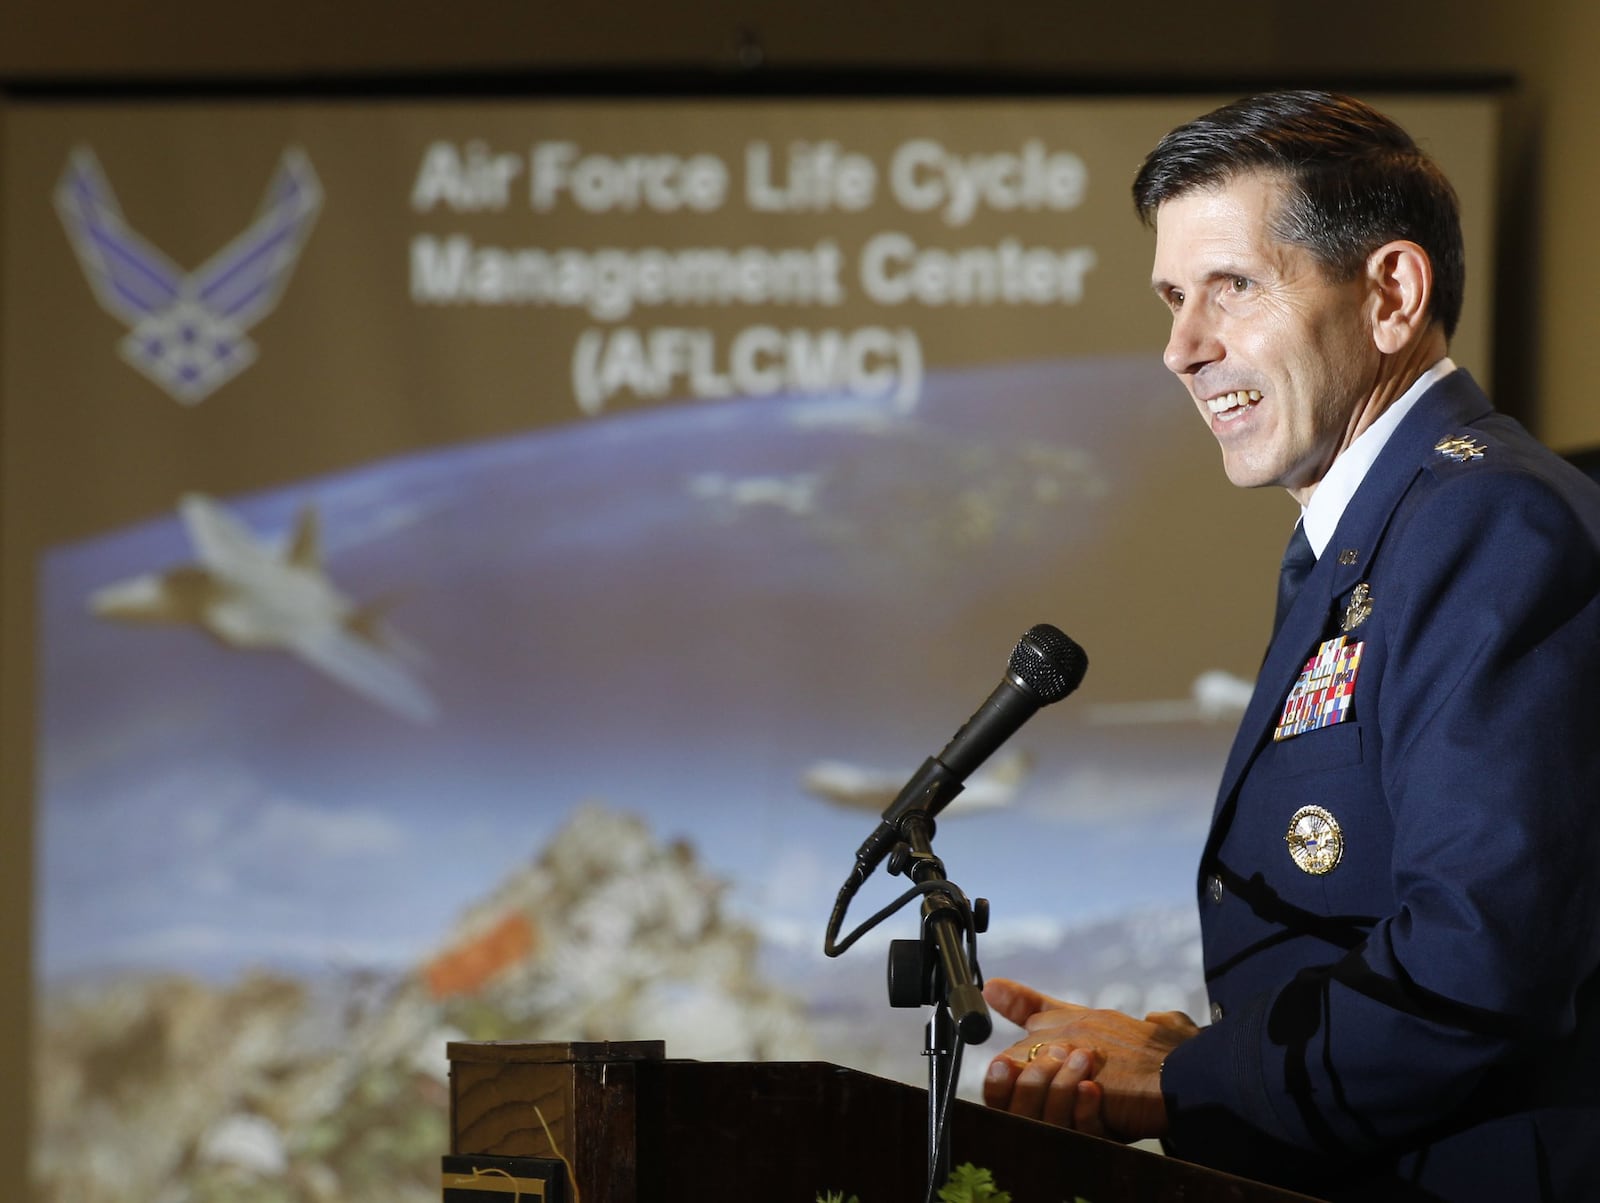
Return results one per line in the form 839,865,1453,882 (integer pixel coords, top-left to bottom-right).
803,748,1032,814
1085,669,1254,726
88,493,437,722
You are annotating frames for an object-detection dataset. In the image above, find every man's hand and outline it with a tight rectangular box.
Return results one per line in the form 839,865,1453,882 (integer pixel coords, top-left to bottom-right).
981,977,1199,1141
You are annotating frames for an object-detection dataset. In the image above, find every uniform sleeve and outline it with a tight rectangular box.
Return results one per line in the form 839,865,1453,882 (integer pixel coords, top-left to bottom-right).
1161,468,1600,1174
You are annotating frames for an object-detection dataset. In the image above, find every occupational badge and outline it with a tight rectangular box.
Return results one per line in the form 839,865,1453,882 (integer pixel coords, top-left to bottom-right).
1342,583,1373,632
1286,805,1343,875
1434,434,1486,462
1274,635,1364,740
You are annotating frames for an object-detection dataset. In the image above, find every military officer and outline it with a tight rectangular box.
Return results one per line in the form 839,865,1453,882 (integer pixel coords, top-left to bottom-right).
982,91,1600,1201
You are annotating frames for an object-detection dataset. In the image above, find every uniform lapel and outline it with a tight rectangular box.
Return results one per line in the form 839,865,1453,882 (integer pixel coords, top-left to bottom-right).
1202,371,1495,859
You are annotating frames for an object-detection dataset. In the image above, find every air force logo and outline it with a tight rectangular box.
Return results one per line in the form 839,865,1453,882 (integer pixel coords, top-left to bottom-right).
55,146,322,405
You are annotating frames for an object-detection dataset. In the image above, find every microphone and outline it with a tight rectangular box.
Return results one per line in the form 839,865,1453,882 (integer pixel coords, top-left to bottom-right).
851,623,1088,881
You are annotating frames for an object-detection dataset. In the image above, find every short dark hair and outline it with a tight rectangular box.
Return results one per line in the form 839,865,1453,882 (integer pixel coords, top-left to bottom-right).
1132,90,1465,339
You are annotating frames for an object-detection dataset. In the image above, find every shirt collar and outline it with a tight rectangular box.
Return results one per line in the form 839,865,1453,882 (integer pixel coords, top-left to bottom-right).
1300,357,1456,557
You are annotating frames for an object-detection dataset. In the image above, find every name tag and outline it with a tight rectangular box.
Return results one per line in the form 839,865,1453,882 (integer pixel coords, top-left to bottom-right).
1274,635,1364,741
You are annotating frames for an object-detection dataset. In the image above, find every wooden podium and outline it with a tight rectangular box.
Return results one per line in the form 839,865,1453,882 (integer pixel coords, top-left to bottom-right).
446,1040,1321,1203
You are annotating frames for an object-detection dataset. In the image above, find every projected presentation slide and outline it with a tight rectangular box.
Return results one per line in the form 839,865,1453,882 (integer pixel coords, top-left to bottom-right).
2,89,1497,1202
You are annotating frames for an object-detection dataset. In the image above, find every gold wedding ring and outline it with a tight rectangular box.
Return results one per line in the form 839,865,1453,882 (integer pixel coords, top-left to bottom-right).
1026,1040,1048,1062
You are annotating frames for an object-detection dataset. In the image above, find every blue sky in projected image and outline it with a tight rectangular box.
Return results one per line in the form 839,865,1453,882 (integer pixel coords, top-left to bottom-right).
37,355,1253,985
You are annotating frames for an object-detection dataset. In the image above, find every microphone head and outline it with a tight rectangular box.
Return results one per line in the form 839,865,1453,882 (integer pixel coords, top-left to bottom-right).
1008,623,1088,704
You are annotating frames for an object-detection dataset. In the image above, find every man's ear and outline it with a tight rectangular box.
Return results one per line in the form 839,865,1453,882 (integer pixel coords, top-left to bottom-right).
1367,240,1435,354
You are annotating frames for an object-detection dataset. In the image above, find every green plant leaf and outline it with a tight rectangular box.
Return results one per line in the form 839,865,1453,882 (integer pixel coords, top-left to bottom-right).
936,1162,1012,1203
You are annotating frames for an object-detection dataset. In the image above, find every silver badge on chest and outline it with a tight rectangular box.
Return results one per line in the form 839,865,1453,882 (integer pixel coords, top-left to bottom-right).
1342,582,1373,632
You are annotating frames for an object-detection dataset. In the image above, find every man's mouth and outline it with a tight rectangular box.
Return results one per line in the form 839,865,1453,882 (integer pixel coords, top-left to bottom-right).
1206,389,1262,422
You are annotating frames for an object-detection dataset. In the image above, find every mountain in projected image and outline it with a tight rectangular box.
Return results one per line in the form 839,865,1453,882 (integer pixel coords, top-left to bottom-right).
34,804,806,1203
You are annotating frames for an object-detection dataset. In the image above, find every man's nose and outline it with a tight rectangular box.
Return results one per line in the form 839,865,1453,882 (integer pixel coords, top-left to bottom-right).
1163,305,1222,376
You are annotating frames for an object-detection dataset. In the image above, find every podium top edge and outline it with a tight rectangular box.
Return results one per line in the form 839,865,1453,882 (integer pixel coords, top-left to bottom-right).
446,1039,667,1064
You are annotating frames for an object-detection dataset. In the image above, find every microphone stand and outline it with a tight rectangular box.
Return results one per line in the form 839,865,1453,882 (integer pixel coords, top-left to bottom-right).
826,625,1084,1200
885,811,992,1202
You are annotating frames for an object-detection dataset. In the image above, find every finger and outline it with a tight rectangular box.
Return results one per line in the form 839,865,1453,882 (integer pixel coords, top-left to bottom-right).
982,1054,1021,1111
982,978,1064,1028
1040,1048,1095,1128
1007,1046,1067,1119
1143,1009,1198,1030
1073,1078,1107,1138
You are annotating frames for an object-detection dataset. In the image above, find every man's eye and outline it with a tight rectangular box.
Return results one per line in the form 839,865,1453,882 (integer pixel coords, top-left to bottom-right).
1229,276,1250,293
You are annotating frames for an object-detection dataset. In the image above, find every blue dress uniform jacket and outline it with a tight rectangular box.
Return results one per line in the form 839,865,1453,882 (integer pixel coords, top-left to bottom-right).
1159,370,1600,1201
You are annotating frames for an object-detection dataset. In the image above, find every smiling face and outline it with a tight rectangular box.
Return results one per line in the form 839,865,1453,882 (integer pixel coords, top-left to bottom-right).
1151,172,1385,505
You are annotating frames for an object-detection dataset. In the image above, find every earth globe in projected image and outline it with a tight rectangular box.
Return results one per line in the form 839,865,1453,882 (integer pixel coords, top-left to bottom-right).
36,353,1271,1200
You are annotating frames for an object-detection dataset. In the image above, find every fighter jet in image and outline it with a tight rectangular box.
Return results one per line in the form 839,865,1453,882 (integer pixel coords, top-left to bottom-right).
802,748,1032,815
89,493,437,722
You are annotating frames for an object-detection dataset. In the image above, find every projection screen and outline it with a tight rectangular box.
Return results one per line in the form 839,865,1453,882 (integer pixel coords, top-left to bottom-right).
0,87,1499,1202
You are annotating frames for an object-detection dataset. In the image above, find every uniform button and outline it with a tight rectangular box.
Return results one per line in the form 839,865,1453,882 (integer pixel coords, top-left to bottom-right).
1207,874,1224,904
1210,1001,1225,1023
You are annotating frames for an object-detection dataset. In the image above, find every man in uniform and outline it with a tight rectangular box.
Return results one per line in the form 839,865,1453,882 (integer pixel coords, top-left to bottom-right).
981,91,1600,1201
